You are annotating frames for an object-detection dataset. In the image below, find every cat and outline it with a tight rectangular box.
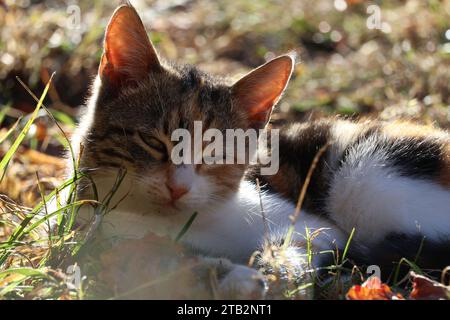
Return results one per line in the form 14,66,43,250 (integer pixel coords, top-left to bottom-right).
67,4,450,299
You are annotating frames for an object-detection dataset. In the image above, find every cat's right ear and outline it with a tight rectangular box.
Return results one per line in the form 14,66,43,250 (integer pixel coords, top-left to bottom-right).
231,54,295,129
99,4,161,89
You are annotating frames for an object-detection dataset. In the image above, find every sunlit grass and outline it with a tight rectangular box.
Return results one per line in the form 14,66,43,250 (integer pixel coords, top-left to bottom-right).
0,76,93,299
0,75,54,182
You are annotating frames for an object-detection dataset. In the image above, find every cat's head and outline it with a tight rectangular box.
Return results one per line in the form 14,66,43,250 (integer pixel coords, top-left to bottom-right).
78,4,294,215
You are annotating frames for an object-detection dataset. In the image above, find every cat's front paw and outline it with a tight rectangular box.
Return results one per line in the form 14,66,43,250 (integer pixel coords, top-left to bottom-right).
218,265,267,300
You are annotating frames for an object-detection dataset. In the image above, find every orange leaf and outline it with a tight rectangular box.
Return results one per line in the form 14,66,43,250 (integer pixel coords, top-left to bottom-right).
346,277,404,300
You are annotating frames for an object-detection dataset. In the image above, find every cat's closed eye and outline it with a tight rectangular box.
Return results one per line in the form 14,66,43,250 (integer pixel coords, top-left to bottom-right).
136,132,168,161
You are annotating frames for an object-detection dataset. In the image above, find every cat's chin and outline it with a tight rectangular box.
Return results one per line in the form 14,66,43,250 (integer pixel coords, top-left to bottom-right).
143,200,200,217
151,203,186,216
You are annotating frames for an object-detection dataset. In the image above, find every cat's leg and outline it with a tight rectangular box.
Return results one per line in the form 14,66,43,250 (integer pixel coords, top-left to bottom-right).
199,257,267,300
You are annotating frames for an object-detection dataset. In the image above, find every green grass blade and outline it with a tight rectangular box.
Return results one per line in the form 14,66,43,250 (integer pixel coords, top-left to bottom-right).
0,105,10,126
393,258,423,286
6,176,81,240
0,117,21,145
0,268,51,296
0,175,83,265
22,200,96,235
175,212,198,242
50,109,75,127
341,227,355,263
15,76,82,242
0,73,55,182
16,76,78,189
0,200,94,267
0,267,50,279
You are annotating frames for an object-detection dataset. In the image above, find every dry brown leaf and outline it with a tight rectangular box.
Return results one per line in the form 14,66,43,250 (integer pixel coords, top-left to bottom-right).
409,272,450,300
20,149,65,168
98,233,216,299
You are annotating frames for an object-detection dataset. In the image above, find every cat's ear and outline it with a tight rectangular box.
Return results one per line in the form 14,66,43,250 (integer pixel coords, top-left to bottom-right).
232,54,295,129
99,4,161,89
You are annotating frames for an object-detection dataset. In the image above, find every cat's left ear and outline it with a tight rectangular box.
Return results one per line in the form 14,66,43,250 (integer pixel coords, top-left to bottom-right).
232,54,295,129
99,4,161,89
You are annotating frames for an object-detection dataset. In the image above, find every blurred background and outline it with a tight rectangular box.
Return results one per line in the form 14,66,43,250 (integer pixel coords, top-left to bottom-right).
0,0,449,204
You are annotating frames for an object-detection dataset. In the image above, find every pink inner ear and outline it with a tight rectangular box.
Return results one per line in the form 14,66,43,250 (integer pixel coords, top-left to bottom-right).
232,55,294,129
99,5,160,88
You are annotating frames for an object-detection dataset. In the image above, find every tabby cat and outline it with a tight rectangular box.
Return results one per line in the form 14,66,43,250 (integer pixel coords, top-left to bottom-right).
69,4,450,298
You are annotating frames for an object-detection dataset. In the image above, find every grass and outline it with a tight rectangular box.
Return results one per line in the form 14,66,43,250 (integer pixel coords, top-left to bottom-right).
0,74,54,182
0,75,107,299
0,77,78,298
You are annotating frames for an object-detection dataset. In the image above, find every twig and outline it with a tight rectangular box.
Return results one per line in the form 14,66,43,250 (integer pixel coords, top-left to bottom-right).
284,142,330,249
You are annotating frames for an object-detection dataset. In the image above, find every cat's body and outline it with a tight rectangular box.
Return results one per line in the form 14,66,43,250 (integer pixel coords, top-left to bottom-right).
67,4,450,298
251,119,450,270
76,115,450,268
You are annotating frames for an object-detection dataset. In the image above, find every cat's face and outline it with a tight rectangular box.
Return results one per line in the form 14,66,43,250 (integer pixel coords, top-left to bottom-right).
78,4,294,215
82,68,250,213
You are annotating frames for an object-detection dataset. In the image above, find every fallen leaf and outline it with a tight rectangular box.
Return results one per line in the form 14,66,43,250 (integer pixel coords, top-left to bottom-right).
97,233,216,299
409,272,450,300
20,149,65,168
346,276,404,300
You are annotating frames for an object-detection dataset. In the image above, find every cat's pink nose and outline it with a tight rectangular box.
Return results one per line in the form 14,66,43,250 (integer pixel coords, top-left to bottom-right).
166,182,189,201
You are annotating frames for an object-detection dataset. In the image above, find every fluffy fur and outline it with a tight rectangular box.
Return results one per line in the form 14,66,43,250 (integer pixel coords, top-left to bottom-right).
68,4,450,298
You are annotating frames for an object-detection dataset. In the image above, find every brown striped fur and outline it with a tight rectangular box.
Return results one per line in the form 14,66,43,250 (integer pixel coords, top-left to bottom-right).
248,118,449,216
382,120,450,187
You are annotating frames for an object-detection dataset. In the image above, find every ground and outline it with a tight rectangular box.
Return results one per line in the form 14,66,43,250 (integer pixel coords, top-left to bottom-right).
0,0,449,299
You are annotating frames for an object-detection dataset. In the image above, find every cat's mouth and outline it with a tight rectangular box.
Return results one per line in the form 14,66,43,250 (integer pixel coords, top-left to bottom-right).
147,198,187,216
165,200,180,210
145,191,184,211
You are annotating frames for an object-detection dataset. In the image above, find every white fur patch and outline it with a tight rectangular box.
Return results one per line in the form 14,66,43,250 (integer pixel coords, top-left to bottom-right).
327,135,450,244
77,176,346,263
174,181,347,261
